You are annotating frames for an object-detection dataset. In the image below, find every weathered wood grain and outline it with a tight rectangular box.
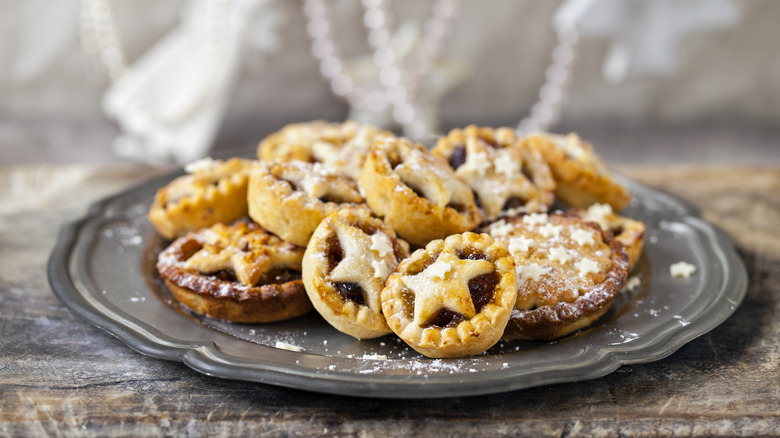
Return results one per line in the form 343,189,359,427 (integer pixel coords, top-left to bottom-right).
1,164,778,437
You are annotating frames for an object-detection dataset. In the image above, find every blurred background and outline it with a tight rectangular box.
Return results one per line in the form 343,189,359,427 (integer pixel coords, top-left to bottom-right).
1,0,778,166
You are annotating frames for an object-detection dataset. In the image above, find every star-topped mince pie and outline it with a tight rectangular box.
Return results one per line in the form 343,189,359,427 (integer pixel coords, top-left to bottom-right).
484,213,629,340
381,232,517,358
432,125,555,220
148,157,255,240
257,120,394,180
359,136,482,247
526,132,632,211
248,160,364,247
157,221,312,323
302,207,410,339
568,203,646,270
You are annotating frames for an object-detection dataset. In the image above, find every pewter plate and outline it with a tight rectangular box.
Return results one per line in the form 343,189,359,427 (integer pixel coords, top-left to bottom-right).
48,170,747,398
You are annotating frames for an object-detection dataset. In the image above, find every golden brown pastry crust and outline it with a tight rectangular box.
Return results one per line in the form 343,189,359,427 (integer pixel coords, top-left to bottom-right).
568,203,646,270
381,232,517,358
359,136,482,247
247,161,364,247
257,120,394,180
302,208,410,339
527,133,632,211
157,222,312,323
432,125,555,220
148,158,255,240
483,213,629,340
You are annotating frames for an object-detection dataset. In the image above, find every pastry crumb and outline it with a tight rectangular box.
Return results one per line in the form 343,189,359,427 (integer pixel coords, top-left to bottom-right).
670,261,696,278
275,341,303,352
184,157,217,174
624,276,641,292
362,354,388,360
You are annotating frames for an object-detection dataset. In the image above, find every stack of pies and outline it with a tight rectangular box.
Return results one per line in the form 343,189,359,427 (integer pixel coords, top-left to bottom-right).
151,121,645,358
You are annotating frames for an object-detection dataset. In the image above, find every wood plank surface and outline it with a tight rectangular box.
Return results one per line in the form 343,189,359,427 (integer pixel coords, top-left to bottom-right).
1,164,778,437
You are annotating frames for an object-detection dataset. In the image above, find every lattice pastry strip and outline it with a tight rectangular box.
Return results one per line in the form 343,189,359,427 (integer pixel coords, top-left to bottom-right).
183,222,305,287
359,136,482,247
302,208,410,339
148,157,255,240
381,232,517,358
432,125,555,220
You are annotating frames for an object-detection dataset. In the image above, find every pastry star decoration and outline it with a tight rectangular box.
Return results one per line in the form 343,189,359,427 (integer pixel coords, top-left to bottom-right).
184,225,301,286
584,203,613,229
572,229,596,246
458,144,538,220
495,153,519,177
395,156,453,208
401,249,494,329
459,149,492,177
327,223,395,313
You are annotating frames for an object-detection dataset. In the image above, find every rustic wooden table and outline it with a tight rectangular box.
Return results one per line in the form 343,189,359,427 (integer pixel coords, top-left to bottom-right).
1,164,778,436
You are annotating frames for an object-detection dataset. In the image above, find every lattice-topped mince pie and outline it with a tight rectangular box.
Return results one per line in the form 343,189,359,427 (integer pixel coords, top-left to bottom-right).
257,120,393,180
248,160,364,247
526,133,632,211
568,203,646,270
432,125,556,220
381,232,517,358
359,136,482,247
148,157,255,240
157,221,312,323
302,207,410,339
484,213,629,340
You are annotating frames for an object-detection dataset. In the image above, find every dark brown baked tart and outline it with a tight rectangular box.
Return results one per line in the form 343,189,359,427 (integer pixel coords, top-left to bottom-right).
484,213,629,340
157,221,312,323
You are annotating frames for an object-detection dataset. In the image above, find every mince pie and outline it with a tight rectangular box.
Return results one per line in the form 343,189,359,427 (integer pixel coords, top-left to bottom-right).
568,203,646,270
359,136,482,247
148,157,255,240
484,213,629,340
257,120,393,180
432,125,555,220
247,161,364,247
381,232,517,358
302,208,410,339
527,133,632,211
157,222,312,323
